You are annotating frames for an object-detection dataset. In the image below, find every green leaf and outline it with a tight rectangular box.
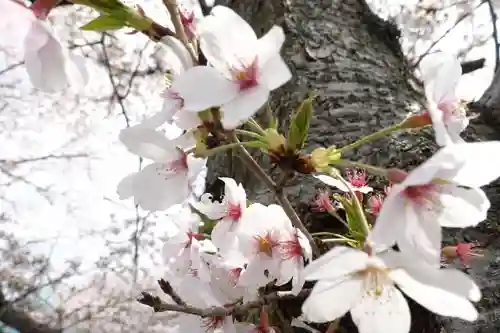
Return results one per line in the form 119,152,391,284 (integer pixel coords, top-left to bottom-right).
80,15,126,31
287,94,315,151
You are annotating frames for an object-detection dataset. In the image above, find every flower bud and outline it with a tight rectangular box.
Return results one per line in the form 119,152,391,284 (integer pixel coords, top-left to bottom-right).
400,112,432,129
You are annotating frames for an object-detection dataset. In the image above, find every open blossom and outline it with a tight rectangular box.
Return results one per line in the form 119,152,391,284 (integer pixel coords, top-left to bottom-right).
235,203,283,289
172,6,292,129
116,127,205,211
235,203,311,294
162,210,211,281
1,0,87,92
193,177,247,253
369,141,500,265
419,51,467,146
301,246,480,332
273,205,313,295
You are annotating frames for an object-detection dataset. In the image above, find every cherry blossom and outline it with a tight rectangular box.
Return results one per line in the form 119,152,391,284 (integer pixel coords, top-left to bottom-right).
172,6,292,129
162,210,211,282
369,141,500,265
301,246,480,332
419,51,467,146
235,203,284,289
311,190,336,213
117,127,205,211
193,177,247,253
1,0,87,92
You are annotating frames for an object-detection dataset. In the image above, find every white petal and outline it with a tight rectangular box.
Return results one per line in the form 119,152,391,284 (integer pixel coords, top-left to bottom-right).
256,25,286,66
133,164,189,211
301,278,363,323
437,186,490,228
173,66,239,112
24,23,68,92
173,110,201,130
192,195,226,220
303,246,368,281
258,56,291,92
423,53,462,104
357,186,373,194
211,221,235,250
199,6,257,65
158,36,193,74
313,174,350,192
398,203,442,266
436,141,500,188
391,268,478,321
428,101,453,147
367,194,405,252
119,127,180,162
116,173,137,199
221,86,270,129
351,286,410,333
65,53,88,91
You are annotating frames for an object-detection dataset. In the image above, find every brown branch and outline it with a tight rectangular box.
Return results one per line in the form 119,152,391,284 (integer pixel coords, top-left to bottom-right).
138,288,311,317
0,290,59,333
158,279,186,306
229,133,320,257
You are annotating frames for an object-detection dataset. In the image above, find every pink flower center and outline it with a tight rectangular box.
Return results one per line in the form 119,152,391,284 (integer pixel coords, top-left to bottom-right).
229,267,242,285
203,316,226,331
347,169,368,188
311,190,335,213
179,8,196,40
231,57,259,91
185,230,204,248
169,152,189,172
402,183,440,206
163,89,185,108
279,233,303,261
226,203,242,221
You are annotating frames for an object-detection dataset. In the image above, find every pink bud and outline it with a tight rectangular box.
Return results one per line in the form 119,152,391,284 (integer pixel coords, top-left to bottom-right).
442,242,485,266
367,194,384,216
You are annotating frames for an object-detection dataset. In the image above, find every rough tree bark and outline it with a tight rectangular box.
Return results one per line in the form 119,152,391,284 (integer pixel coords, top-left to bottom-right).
206,0,500,332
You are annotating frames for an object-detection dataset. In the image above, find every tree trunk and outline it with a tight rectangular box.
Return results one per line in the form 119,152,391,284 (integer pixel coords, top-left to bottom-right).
206,0,500,332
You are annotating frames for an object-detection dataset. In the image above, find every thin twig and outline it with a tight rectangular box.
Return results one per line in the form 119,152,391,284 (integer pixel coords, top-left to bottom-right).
229,133,320,257
158,279,186,306
138,288,311,317
487,0,500,72
162,0,197,62
412,0,487,69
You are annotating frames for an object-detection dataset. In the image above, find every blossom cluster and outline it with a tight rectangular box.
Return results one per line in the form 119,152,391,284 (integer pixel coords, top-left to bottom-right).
4,0,500,332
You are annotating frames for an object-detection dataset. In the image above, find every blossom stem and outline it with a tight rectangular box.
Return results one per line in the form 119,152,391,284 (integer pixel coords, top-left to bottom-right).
247,118,266,135
321,238,353,244
328,170,371,237
234,129,264,140
336,123,403,155
229,133,320,257
332,160,389,178
202,141,260,156
162,0,198,62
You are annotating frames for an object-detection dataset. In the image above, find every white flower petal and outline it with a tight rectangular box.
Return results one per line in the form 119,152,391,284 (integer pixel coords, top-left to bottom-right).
173,66,239,112
436,141,500,188
303,246,368,281
438,186,490,228
158,36,194,74
313,174,350,192
259,53,292,91
301,278,364,323
220,86,270,129
66,53,88,91
256,25,286,66
116,173,137,199
173,110,201,130
391,268,478,321
351,286,410,333
427,101,453,146
119,127,180,162
368,194,406,252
